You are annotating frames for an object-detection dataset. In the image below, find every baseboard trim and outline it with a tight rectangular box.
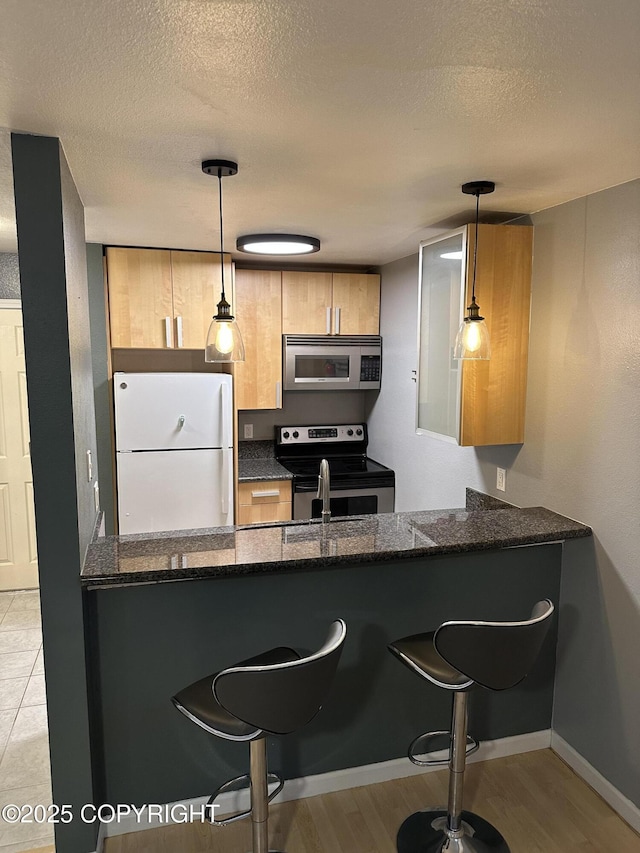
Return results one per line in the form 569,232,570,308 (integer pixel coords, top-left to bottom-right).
551,732,640,834
102,729,551,838
93,818,107,853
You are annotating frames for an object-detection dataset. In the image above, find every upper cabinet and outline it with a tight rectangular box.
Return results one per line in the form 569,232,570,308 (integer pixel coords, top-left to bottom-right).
106,247,232,349
417,224,533,446
234,269,283,411
282,271,380,335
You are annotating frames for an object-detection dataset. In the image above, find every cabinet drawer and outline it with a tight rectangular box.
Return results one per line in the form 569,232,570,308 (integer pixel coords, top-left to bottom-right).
237,501,292,525
238,480,291,506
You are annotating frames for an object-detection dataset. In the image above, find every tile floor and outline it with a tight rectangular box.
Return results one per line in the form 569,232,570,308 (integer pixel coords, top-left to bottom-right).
0,591,53,853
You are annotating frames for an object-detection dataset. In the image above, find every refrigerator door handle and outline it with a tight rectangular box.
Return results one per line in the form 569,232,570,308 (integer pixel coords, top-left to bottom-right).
220,381,231,516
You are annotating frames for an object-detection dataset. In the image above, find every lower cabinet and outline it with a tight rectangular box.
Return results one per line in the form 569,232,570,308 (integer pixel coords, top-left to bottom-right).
237,480,292,525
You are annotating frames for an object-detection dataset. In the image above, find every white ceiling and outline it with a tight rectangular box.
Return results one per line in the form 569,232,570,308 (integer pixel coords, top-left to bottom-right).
1,0,639,263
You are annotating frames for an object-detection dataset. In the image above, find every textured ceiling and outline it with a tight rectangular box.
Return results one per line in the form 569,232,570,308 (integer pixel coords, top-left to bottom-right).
0,0,639,262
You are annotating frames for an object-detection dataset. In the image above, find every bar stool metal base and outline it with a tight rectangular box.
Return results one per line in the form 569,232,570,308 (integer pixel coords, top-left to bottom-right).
397,808,510,853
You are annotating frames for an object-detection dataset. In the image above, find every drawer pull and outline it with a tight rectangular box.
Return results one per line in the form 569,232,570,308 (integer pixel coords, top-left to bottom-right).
251,489,281,498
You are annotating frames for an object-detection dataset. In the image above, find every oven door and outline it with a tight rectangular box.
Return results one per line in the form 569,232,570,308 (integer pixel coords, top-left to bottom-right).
284,340,361,392
293,486,395,520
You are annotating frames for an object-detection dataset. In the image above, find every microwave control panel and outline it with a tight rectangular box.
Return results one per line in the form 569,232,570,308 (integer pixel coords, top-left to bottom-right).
360,355,381,383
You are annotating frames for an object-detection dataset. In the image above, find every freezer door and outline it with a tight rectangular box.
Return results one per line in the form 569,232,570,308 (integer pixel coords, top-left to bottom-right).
116,448,234,534
114,372,233,451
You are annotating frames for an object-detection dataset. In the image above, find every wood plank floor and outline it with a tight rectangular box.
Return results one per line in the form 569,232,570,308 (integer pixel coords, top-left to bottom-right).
104,749,640,853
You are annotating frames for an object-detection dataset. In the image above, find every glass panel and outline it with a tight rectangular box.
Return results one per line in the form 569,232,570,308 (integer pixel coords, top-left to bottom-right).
417,232,464,439
295,354,350,380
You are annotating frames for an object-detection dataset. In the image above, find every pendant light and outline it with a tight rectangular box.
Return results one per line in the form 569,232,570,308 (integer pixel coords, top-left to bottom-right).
202,159,245,363
453,180,495,360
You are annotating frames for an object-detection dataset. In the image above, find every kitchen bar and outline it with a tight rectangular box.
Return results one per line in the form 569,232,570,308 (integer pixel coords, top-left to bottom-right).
81,492,591,814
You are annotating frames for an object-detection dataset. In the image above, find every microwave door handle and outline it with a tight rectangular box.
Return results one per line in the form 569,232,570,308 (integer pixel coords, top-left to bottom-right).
326,307,331,335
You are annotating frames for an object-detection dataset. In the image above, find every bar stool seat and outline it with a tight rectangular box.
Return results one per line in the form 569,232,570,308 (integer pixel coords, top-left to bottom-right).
388,600,554,853
172,620,346,853
173,647,300,741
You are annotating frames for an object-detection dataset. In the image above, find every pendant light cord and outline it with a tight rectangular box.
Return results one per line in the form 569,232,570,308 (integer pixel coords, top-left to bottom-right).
218,171,226,300
471,191,479,302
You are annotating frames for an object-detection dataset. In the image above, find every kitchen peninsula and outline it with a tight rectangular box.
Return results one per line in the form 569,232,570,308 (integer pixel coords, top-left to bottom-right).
82,492,591,812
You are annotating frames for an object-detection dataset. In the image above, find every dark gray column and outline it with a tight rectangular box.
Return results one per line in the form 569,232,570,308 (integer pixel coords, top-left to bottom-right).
12,133,98,853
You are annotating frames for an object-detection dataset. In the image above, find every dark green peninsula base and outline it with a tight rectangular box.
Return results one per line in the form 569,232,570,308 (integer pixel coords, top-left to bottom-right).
87,542,566,808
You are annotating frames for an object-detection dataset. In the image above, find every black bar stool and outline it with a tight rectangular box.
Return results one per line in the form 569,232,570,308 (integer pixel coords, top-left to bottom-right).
388,600,554,853
172,619,346,853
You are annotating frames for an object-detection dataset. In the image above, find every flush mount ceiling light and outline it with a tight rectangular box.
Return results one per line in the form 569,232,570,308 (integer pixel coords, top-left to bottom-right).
453,180,495,361
202,159,245,363
236,234,321,255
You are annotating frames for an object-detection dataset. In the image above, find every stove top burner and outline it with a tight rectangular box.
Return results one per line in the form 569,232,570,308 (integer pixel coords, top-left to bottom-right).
281,456,390,479
274,422,394,489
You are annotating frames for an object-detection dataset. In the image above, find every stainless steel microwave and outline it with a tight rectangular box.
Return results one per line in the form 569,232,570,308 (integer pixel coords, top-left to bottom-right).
283,335,382,392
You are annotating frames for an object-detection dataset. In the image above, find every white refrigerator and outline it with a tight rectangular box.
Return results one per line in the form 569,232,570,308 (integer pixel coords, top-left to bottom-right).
114,372,234,535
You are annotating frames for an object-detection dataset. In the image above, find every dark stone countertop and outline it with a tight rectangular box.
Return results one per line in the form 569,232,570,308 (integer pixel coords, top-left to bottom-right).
81,498,592,589
237,458,293,482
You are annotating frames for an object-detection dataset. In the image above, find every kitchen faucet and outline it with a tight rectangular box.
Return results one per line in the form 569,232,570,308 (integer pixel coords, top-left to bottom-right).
317,459,331,523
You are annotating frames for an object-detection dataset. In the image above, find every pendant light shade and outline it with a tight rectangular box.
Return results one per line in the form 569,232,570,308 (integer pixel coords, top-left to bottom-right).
202,159,245,363
453,180,495,361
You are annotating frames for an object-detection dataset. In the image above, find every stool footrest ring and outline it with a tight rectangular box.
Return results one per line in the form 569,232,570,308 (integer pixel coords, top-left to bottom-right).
207,771,284,825
408,730,480,767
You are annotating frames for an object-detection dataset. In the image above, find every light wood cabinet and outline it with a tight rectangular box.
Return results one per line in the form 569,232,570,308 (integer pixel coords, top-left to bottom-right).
282,271,380,335
106,247,232,349
233,269,283,410
417,224,533,446
106,248,173,348
237,480,292,525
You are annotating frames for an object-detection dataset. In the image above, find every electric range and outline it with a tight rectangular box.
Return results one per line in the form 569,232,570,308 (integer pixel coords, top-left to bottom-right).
274,423,395,520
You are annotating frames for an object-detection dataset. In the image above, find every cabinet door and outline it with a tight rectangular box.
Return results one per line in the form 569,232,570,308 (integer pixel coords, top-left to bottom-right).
459,225,532,446
331,273,380,335
107,248,173,348
234,270,282,410
170,251,220,349
416,231,465,440
282,271,333,334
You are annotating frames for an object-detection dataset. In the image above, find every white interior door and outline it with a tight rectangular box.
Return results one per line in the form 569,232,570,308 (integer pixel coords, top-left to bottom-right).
0,304,38,590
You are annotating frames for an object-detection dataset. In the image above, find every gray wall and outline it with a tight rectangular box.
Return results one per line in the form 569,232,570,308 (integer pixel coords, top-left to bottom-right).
0,251,20,298
370,179,640,808
12,133,97,853
484,182,640,808
238,391,367,441
86,243,115,533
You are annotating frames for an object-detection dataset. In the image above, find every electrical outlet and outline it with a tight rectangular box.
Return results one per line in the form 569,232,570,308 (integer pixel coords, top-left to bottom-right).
243,423,254,439
496,467,506,492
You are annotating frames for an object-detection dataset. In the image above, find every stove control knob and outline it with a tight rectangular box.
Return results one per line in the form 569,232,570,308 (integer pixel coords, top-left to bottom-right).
292,431,299,439
283,431,290,439
347,429,354,436
356,428,363,436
